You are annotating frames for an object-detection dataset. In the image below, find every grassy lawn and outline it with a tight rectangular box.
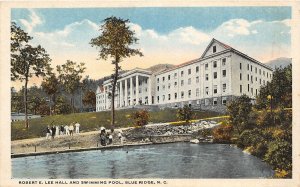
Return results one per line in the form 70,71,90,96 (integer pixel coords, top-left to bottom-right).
11,109,221,140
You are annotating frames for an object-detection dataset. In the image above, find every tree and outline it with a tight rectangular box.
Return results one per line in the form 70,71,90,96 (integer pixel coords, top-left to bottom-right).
82,90,96,111
41,74,59,115
55,96,72,114
90,16,143,130
57,60,86,113
227,95,252,134
11,22,51,129
176,104,193,123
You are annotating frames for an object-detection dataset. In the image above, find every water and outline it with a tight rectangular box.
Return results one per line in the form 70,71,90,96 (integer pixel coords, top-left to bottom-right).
12,143,274,178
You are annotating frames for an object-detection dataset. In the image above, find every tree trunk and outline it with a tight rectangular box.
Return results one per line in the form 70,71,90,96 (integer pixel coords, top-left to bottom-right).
49,95,52,116
72,94,75,113
24,78,29,129
111,58,119,131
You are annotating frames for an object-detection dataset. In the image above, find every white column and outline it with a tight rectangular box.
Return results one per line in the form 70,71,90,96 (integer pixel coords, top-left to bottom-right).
120,80,123,107
148,76,151,105
136,75,139,105
130,77,133,106
117,82,120,108
125,79,128,106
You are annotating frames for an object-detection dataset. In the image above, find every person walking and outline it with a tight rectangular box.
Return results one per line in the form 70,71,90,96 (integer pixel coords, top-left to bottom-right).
75,122,80,134
69,123,74,136
64,124,70,136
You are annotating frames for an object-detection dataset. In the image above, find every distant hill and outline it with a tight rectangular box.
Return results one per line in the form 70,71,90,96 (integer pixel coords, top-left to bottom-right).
265,57,292,69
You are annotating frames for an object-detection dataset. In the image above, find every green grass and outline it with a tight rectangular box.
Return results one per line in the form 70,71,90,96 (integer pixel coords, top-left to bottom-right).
11,109,221,140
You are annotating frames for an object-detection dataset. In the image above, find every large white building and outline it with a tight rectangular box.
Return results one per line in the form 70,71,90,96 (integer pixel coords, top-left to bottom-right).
96,39,273,112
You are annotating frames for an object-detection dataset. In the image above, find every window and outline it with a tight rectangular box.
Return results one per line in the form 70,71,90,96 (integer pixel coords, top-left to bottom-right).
240,63,242,70
163,95,165,101
162,77,165,82
255,67,257,73
181,91,184,99
251,65,253,72
174,82,177,86
248,84,250,92
260,79,261,84
255,77,257,82
247,64,249,70
222,70,226,77
181,80,184,86
213,46,216,53
188,69,191,75
205,74,209,81
205,63,208,70
181,71,184,77
157,78,159,83
223,84,226,92
240,85,242,93
259,69,261,75
196,66,199,73
162,85,165,90
213,98,218,105
256,89,258,96
251,88,253,95
240,73,242,80
251,76,253,83
196,76,199,83
168,94,171,100
214,72,217,79
263,71,265,76
157,96,159,103
222,97,227,105
205,87,209,95
174,73,177,79
168,83,171,89
213,85,217,94
188,90,191,98
174,93,177,99
213,61,217,68
168,75,170,80
196,88,200,97
267,72,269,78
222,58,226,66
188,78,191,85
157,86,159,91
263,80,265,85
247,74,249,81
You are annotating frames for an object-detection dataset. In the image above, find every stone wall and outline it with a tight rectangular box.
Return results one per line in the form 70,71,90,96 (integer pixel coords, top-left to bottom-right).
150,134,192,144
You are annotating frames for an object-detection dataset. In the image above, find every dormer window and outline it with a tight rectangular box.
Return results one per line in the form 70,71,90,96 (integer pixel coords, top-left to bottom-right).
213,46,216,53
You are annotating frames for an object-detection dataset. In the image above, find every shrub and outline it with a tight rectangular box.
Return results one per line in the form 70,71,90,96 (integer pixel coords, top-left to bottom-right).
131,109,150,127
212,124,233,143
237,128,264,149
176,104,193,123
264,140,292,176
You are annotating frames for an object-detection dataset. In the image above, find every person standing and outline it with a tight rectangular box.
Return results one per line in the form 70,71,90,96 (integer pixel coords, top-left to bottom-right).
118,131,123,145
46,126,51,139
51,125,56,139
64,124,70,136
55,125,59,136
108,134,113,144
75,122,80,134
69,123,74,136
60,125,64,135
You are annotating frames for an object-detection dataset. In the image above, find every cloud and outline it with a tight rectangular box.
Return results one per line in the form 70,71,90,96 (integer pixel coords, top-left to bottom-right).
19,9,43,33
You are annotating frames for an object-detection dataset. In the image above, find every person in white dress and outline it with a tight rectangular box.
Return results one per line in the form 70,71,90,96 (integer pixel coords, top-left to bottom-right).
64,124,70,136
75,122,80,134
55,125,59,136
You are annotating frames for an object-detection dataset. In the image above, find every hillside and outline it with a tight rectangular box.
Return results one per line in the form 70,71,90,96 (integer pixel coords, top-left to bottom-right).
265,57,292,69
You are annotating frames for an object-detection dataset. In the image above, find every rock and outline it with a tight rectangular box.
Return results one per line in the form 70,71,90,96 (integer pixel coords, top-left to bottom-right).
164,131,173,136
190,139,200,144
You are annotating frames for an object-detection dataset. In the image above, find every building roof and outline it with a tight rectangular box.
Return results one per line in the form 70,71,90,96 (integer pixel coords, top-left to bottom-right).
156,38,273,75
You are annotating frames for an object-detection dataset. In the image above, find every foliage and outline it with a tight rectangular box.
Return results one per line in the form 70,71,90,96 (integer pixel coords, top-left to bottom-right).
41,74,60,115
57,60,86,113
55,96,72,114
212,123,233,143
176,104,193,123
11,22,52,128
227,95,252,134
82,90,96,110
90,16,143,129
131,109,150,127
264,140,292,177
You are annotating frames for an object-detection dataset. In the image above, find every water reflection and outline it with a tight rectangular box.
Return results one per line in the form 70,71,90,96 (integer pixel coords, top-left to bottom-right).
12,143,274,179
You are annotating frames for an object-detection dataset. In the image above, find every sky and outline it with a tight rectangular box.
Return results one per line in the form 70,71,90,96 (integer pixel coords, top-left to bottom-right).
11,7,291,90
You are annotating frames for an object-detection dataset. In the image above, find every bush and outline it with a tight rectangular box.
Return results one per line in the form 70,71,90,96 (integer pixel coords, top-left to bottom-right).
176,104,193,123
237,128,264,149
212,124,233,143
264,140,292,177
131,109,150,127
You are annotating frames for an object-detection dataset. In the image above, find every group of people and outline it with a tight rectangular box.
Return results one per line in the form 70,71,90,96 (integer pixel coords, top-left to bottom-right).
99,127,123,146
46,122,81,139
